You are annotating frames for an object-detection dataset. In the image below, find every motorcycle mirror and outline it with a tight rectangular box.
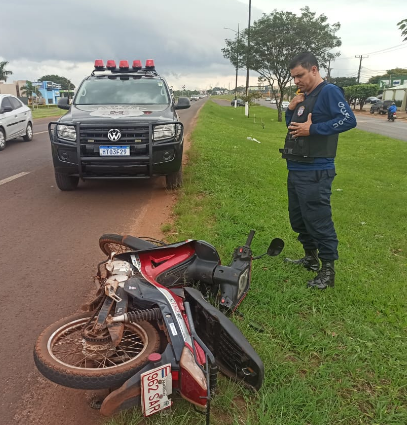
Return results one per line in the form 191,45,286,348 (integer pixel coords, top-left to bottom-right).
267,238,284,257
252,238,284,260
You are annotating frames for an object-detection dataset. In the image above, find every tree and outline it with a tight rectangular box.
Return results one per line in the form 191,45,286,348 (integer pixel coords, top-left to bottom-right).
0,61,13,82
20,81,42,104
343,84,378,110
398,19,407,41
222,7,341,121
38,75,75,90
330,76,358,87
367,68,407,85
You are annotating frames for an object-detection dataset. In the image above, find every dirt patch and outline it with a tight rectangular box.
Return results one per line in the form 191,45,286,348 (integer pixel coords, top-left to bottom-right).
13,106,204,425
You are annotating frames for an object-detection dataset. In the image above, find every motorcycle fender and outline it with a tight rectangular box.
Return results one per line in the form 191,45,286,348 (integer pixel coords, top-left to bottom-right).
100,344,178,416
184,287,264,391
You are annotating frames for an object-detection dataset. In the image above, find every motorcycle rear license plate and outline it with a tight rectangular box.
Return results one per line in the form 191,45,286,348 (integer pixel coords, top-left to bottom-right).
141,364,172,417
99,146,130,156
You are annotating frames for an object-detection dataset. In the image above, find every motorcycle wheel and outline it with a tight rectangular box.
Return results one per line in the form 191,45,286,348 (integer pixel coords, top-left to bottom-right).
34,312,160,390
98,234,165,256
99,234,135,256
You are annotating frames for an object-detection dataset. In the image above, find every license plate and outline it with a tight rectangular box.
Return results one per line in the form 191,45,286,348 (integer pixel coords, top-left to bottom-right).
99,146,130,156
141,364,172,417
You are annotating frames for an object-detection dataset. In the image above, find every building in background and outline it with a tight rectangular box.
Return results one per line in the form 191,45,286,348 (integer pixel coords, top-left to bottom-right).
33,81,61,105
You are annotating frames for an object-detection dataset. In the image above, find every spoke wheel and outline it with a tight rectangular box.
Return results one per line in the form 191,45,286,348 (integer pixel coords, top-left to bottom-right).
34,312,160,389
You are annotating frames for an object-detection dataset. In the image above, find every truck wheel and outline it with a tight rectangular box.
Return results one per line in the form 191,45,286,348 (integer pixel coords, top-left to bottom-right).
55,172,79,191
370,109,374,114
166,166,183,189
23,123,33,141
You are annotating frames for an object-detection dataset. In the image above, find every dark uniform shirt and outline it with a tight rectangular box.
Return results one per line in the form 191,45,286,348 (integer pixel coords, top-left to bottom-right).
285,83,357,171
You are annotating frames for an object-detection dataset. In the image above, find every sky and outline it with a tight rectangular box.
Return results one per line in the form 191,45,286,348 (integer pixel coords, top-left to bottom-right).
0,0,406,91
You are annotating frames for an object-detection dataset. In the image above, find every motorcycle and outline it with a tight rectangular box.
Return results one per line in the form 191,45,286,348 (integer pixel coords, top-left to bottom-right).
388,111,397,122
33,231,284,423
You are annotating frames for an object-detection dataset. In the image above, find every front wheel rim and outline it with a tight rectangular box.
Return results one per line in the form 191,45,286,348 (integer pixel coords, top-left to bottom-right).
47,317,149,370
27,124,33,139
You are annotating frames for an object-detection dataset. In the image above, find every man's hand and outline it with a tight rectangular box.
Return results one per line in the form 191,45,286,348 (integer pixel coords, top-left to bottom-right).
288,113,312,137
287,93,305,111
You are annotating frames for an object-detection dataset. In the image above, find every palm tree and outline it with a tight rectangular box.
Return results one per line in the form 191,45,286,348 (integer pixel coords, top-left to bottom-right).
0,61,13,82
20,81,42,105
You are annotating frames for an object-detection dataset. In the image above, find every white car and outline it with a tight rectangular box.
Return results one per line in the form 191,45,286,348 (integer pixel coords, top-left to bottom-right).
270,99,277,104
0,94,33,151
281,101,290,111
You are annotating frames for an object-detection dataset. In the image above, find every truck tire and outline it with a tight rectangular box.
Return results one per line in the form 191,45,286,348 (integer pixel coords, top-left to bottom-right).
166,166,183,190
55,172,79,191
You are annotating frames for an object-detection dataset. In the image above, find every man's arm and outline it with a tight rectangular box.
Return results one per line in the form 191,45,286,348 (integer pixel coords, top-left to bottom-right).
309,86,357,136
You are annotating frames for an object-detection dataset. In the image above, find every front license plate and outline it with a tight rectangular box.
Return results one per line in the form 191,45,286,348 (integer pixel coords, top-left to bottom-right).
99,146,130,156
141,364,172,417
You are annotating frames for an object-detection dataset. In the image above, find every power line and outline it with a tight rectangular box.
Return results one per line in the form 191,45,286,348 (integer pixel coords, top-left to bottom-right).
366,43,405,55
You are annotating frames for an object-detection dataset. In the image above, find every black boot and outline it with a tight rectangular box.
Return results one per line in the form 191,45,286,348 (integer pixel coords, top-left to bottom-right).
307,260,335,289
285,249,320,271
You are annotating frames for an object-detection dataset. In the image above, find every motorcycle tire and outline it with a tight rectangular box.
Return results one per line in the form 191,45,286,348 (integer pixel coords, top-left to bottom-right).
99,234,135,256
98,234,163,256
34,312,160,390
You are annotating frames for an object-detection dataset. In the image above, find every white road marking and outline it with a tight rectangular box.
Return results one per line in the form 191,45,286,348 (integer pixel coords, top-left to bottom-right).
33,131,48,135
0,172,30,186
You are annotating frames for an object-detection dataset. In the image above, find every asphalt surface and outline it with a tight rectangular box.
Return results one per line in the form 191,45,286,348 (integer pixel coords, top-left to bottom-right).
0,98,205,425
256,99,407,142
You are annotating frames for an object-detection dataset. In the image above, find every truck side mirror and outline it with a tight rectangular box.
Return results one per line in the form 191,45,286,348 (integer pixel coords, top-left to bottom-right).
58,97,70,110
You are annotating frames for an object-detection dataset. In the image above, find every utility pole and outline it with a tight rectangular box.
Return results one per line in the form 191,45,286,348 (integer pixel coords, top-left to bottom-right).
355,55,368,84
327,59,333,82
224,24,240,103
245,0,252,117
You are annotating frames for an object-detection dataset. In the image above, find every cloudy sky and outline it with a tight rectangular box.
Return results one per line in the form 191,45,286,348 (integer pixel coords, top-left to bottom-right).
0,0,406,90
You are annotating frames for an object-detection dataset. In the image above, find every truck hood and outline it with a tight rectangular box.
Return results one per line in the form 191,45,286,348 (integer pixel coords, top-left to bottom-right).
59,104,176,124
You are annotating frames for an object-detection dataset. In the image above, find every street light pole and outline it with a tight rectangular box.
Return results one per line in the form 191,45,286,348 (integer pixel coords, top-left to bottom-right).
245,0,252,117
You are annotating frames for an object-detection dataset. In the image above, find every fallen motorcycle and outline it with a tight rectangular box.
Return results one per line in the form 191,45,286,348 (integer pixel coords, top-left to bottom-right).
34,230,284,423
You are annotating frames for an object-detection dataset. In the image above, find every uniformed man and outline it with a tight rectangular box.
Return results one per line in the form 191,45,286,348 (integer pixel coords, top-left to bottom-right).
280,52,357,289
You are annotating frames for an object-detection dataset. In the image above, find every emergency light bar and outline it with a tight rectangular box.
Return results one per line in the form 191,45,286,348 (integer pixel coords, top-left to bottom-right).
93,59,157,74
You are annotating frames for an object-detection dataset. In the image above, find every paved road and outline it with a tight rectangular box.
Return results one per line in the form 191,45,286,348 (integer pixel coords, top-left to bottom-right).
0,98,205,425
256,99,407,142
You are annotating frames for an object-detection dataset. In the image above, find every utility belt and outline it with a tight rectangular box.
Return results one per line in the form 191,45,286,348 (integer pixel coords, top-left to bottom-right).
279,133,338,163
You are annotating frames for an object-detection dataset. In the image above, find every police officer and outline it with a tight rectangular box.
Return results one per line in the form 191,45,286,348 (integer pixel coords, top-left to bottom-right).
280,52,357,289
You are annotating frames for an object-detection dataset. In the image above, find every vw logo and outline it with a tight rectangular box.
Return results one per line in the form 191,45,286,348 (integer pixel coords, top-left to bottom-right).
107,129,122,142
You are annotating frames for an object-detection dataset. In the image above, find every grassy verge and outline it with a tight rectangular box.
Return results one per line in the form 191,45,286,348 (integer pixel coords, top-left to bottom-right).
107,101,407,425
31,106,63,119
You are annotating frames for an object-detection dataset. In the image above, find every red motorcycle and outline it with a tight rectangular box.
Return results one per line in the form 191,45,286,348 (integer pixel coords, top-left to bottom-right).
34,231,283,423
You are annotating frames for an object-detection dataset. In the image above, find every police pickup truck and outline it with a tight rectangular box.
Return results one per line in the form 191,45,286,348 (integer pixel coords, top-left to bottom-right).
49,59,190,191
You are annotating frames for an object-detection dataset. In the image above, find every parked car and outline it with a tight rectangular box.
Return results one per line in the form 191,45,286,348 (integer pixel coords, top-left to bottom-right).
231,99,245,107
281,101,290,111
265,97,271,101
365,96,380,104
270,99,277,104
0,94,33,151
190,95,200,101
370,100,393,115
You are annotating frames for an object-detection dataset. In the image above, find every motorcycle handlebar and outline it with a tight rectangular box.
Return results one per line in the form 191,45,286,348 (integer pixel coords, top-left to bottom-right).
245,230,255,248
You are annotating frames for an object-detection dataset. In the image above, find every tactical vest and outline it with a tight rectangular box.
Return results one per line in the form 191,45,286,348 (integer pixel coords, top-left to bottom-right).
279,82,338,163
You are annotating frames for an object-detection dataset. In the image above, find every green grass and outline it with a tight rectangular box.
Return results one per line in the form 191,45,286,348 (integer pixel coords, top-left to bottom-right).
107,101,407,425
31,106,63,119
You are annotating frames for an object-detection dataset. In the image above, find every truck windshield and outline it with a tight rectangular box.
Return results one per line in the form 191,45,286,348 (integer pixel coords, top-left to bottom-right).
74,77,170,105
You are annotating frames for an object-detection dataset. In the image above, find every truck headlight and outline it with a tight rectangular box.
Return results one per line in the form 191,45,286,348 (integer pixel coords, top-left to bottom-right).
57,125,76,141
153,124,175,141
